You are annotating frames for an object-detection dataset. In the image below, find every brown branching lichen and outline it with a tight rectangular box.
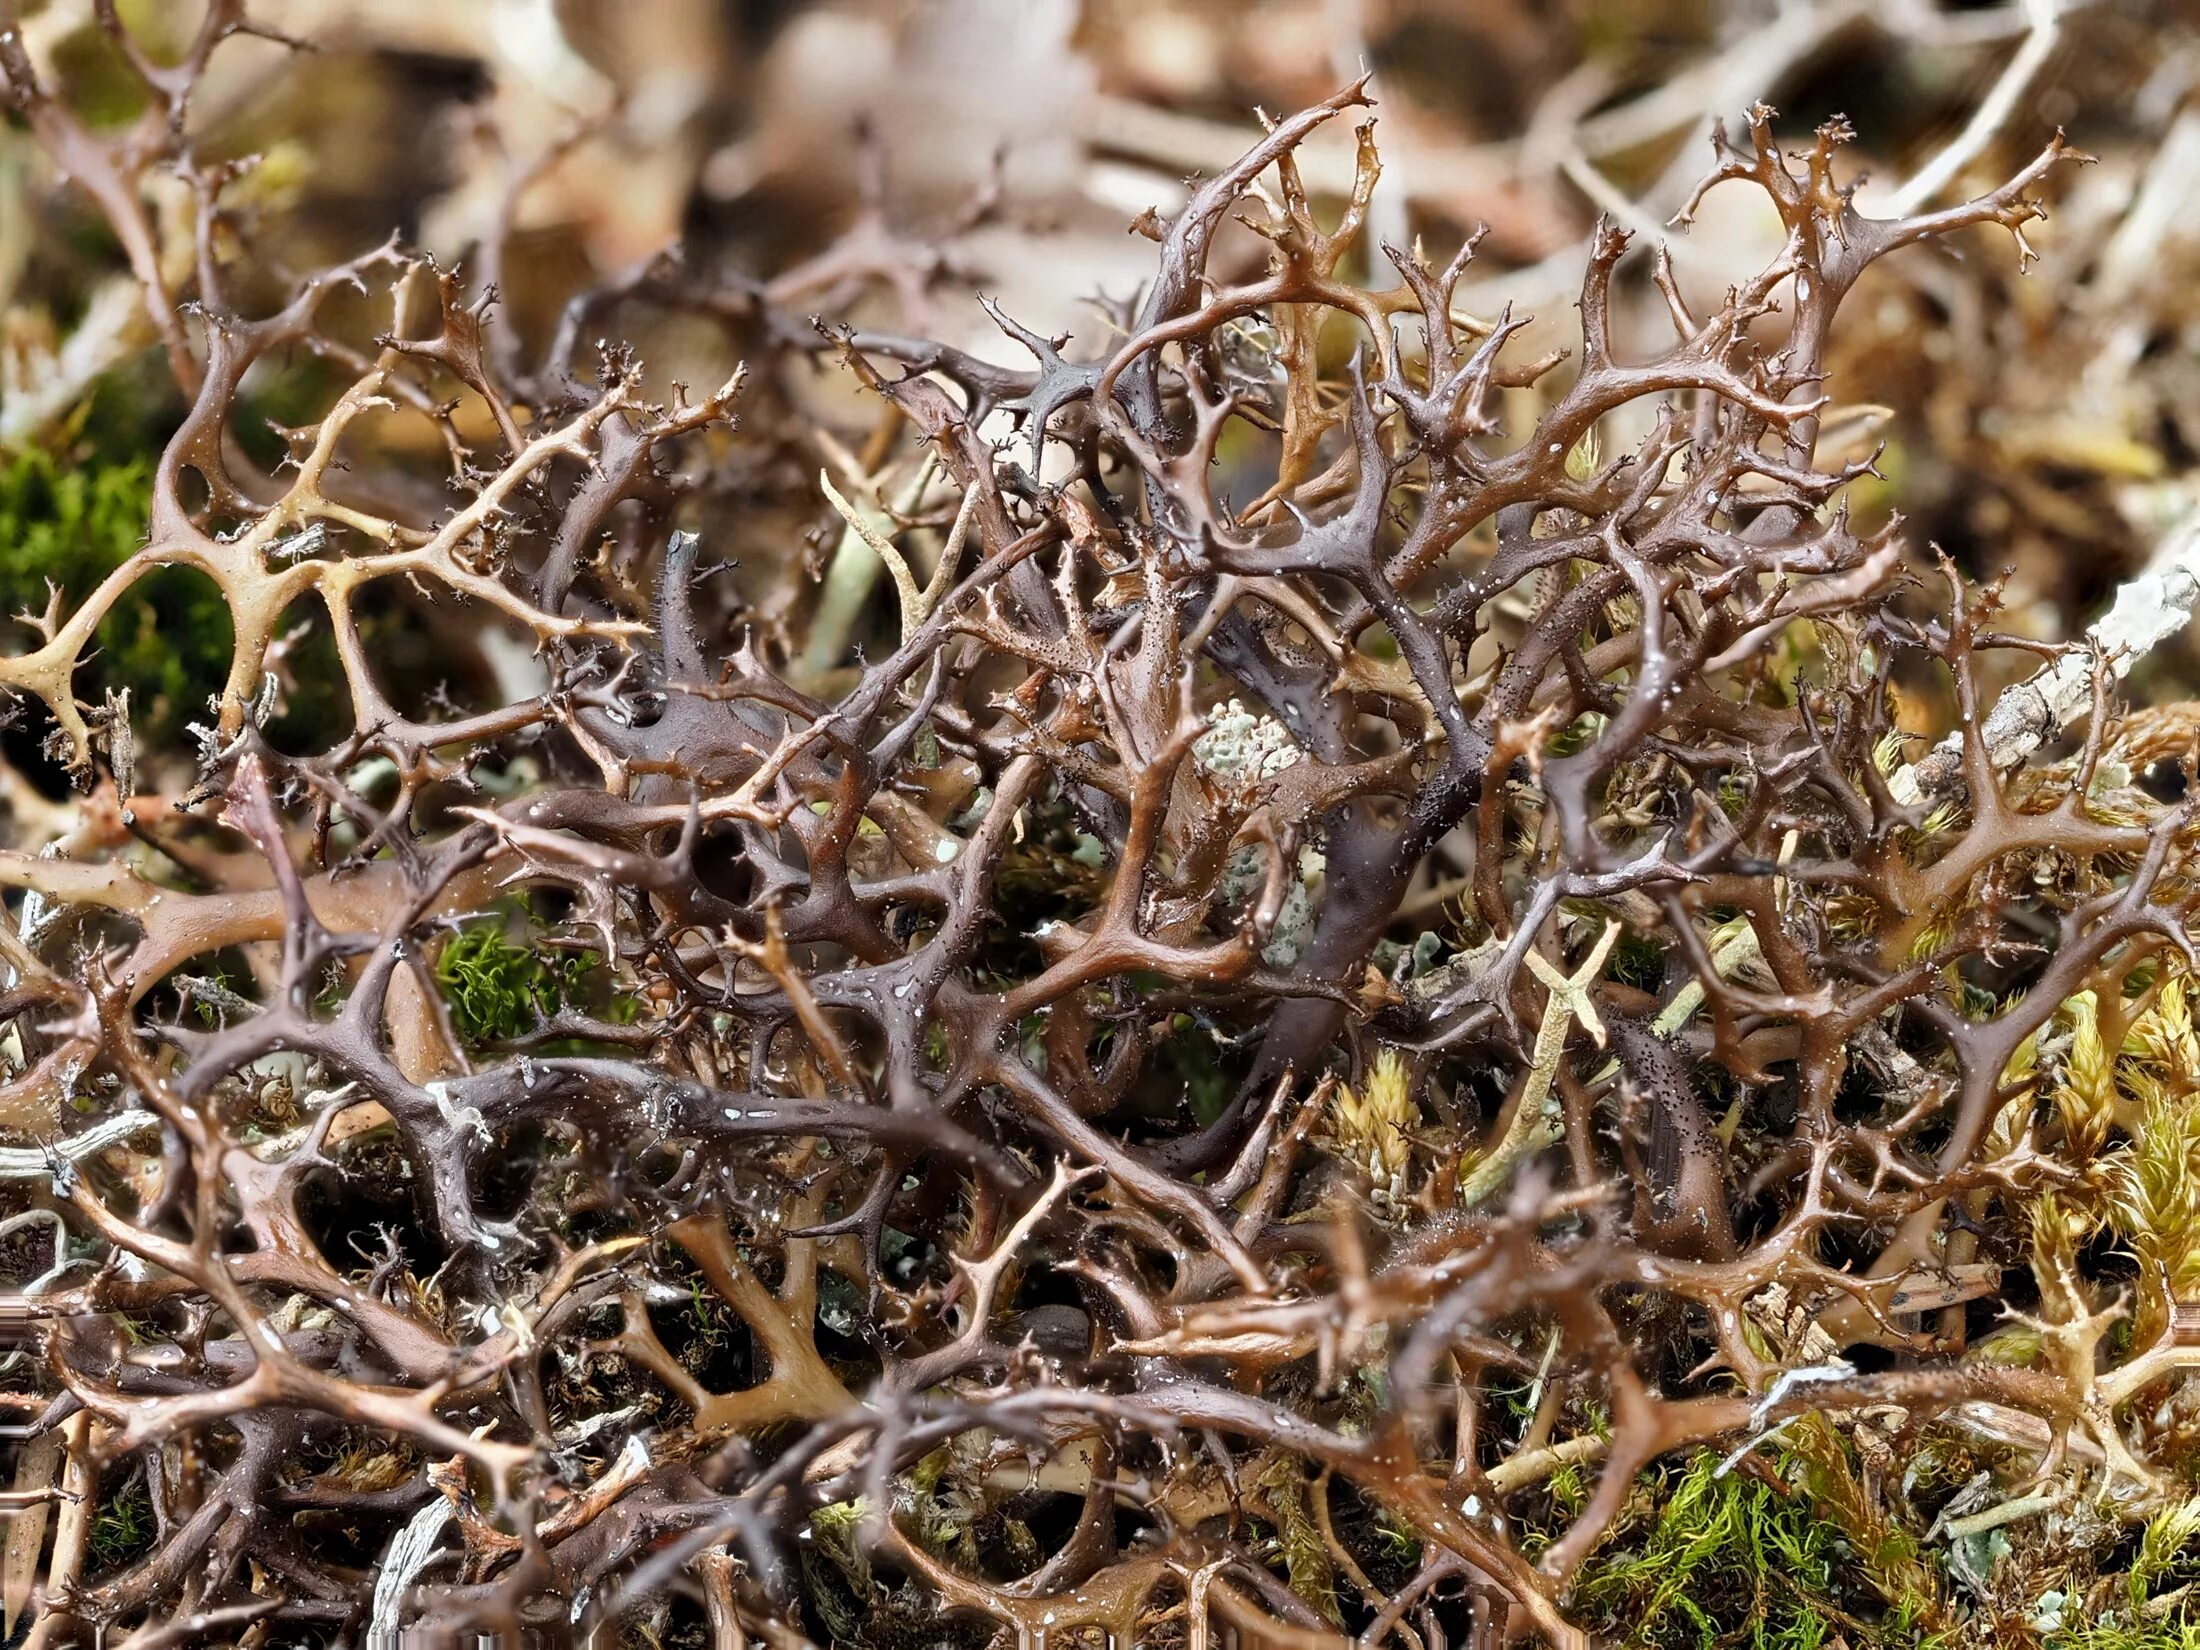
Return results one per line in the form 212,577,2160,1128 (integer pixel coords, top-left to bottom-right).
2,7,2199,1648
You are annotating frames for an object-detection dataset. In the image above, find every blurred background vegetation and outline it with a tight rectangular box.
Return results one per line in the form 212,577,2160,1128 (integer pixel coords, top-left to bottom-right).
5,0,2200,782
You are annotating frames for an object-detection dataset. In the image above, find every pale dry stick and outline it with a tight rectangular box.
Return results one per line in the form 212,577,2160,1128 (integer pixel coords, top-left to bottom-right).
0,279,152,447
1487,1433,1610,1494
2085,108,2200,313
1460,921,1620,1207
696,1548,746,1650
1894,504,2200,801
817,471,976,646
1455,0,1878,310
366,1494,455,1649
1459,0,2060,312
1088,0,1878,235
1935,1489,2061,1540
802,452,935,676
1,1428,59,1637
0,1109,161,1178
19,1412,93,1650
1878,0,2064,216
1557,147,1725,278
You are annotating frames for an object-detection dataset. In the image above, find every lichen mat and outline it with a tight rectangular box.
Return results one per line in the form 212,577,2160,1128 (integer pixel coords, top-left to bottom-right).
3,5,2200,1647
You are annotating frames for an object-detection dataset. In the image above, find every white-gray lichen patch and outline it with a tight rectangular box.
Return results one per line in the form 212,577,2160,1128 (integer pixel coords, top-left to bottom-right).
1193,699,1300,785
1217,843,1324,966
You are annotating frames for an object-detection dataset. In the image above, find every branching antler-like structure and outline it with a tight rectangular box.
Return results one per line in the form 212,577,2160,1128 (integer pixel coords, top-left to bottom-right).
3,9,2198,1648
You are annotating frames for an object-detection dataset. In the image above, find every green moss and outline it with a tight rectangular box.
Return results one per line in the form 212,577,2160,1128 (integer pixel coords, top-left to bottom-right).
1549,711,1605,757
2053,1622,2200,1650
0,445,232,745
1566,1449,1883,1650
86,1467,155,1571
2128,1501,2200,1615
802,1492,999,1650
45,21,154,131
434,909,595,1045
1605,926,1670,993
801,1499,875,1645
1251,1452,1344,1626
